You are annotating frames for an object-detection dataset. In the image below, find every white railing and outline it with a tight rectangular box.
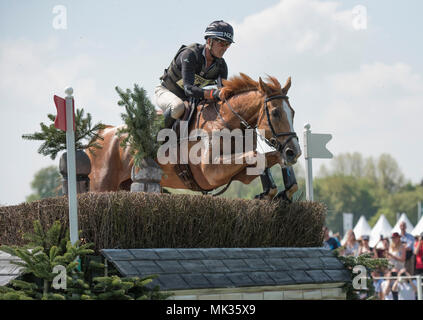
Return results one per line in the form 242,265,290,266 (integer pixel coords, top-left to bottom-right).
371,275,423,300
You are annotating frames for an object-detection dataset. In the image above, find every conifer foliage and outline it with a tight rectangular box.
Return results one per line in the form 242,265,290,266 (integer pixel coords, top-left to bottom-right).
0,221,170,300
115,84,163,169
334,250,390,300
22,108,106,160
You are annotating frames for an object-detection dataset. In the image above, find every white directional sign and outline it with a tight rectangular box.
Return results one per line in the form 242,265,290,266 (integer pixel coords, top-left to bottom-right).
304,124,333,159
303,123,333,201
308,133,333,159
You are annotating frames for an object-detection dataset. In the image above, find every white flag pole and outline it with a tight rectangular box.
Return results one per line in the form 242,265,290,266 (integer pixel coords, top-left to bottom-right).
304,123,313,201
65,87,79,246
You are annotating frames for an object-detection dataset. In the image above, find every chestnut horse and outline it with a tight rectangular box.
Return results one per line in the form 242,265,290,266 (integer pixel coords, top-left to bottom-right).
87,73,301,196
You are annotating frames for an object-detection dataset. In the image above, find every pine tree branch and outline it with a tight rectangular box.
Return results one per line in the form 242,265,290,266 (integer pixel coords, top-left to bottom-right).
22,108,105,160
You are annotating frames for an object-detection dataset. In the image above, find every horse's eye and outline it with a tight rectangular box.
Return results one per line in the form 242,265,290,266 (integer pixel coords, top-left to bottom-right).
271,108,281,118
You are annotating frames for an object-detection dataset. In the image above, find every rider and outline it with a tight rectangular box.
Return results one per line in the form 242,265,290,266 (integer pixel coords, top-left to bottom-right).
155,20,234,128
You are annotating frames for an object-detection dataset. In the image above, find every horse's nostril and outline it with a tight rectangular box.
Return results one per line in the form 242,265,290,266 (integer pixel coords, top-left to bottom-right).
285,148,295,159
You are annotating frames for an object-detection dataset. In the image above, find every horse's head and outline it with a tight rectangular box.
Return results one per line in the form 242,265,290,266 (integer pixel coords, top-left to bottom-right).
256,76,301,166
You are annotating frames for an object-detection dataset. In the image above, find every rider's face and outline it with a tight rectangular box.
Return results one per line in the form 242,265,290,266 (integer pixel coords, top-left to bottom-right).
209,38,231,58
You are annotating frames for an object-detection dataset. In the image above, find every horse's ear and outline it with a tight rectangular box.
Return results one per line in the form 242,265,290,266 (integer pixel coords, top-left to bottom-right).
282,76,291,95
258,77,272,96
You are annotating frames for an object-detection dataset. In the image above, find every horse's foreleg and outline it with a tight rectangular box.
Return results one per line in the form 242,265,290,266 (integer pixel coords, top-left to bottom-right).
274,166,298,203
254,167,278,200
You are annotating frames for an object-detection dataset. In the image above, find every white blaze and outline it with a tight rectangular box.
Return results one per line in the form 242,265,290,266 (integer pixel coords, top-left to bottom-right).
282,100,301,152
282,100,294,131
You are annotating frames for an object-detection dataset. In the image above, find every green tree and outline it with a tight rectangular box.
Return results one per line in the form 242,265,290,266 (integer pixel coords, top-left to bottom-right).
315,152,414,232
314,175,379,233
0,221,170,300
376,153,405,193
22,108,105,160
369,186,423,226
318,152,406,194
26,166,62,202
330,152,366,177
115,84,163,169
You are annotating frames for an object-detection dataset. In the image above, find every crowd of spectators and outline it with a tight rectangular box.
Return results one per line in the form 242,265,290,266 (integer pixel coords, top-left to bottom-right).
323,222,423,300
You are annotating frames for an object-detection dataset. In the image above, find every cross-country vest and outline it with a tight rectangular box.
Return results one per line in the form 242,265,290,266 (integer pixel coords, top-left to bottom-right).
160,43,225,99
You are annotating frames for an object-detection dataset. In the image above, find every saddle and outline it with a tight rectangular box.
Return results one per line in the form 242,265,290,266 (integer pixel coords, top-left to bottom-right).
172,99,211,193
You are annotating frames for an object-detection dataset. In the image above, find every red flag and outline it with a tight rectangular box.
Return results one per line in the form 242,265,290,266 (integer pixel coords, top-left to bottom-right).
54,95,66,131
54,95,75,131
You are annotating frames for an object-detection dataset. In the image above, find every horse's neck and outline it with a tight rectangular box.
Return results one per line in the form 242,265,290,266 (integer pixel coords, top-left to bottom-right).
226,90,262,126
192,90,262,132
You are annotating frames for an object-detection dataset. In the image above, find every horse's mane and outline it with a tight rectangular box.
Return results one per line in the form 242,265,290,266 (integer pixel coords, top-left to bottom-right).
221,73,282,100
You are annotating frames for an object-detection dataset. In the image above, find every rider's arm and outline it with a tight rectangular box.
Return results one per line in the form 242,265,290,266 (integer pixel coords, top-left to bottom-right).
180,50,207,100
180,50,227,101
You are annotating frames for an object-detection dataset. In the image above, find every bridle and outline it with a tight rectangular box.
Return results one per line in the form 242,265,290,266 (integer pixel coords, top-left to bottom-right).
262,94,298,153
219,94,298,154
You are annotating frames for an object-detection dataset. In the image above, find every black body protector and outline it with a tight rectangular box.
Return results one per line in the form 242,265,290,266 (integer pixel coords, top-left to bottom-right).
160,43,227,101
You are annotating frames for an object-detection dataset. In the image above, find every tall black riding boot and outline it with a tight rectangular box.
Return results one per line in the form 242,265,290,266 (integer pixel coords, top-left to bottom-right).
163,108,176,129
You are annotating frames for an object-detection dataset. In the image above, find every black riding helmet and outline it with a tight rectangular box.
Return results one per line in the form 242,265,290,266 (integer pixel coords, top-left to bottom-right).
204,20,234,43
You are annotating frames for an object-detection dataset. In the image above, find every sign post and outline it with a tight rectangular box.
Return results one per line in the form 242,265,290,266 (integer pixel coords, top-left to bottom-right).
64,87,79,246
303,123,333,201
54,87,79,249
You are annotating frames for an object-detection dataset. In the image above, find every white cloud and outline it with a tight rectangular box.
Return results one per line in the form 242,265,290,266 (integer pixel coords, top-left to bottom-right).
322,62,423,127
0,37,115,205
222,0,423,183
0,36,111,110
226,0,366,78
328,62,423,97
310,61,423,182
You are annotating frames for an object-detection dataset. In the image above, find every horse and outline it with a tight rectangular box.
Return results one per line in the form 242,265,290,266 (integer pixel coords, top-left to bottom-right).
86,73,301,199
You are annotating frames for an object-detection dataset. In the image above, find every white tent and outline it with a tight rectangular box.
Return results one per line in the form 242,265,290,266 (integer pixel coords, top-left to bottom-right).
341,215,372,244
391,212,414,234
369,214,393,248
354,215,372,239
412,215,423,236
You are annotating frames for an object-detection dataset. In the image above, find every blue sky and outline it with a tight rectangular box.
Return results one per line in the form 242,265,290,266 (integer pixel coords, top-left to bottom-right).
1,0,422,205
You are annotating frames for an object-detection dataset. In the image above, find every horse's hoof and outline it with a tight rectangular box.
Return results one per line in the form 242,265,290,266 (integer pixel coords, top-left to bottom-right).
255,187,278,200
254,191,271,200
254,192,266,200
273,190,292,203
